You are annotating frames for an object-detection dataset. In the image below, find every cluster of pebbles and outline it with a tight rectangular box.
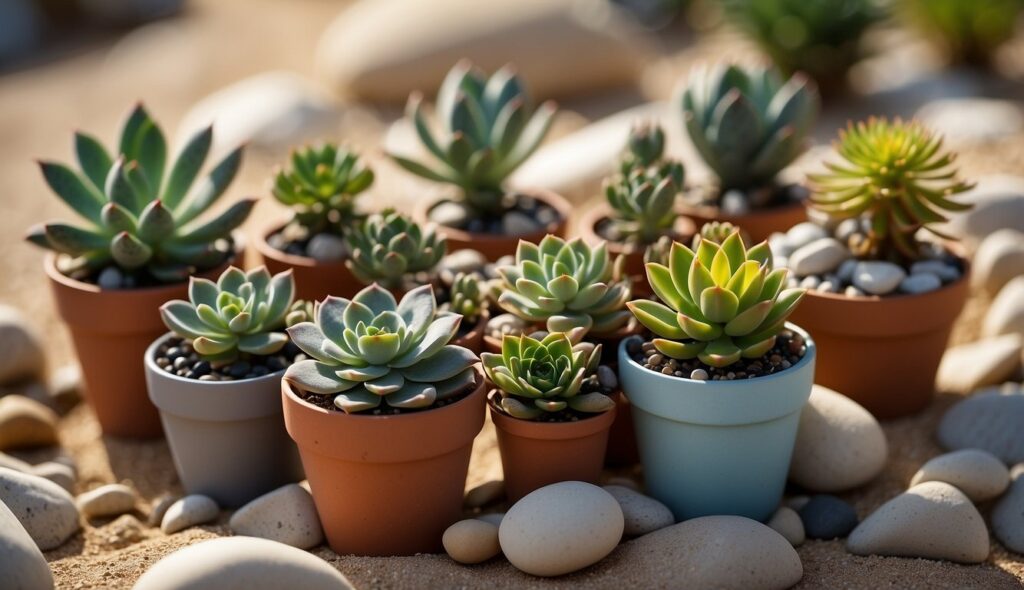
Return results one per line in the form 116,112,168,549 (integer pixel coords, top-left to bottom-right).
153,337,295,381
627,330,807,381
429,193,561,235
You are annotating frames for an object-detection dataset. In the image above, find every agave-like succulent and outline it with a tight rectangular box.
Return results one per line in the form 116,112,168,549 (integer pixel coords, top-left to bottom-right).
808,118,974,260
628,229,804,368
272,144,374,235
26,104,252,283
497,236,633,337
160,266,295,362
900,0,1024,65
283,284,479,414
345,210,447,289
444,272,485,323
482,332,613,420
388,61,557,216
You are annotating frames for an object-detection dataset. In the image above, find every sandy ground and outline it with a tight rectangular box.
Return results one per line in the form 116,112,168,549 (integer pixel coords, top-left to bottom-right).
1,0,1023,588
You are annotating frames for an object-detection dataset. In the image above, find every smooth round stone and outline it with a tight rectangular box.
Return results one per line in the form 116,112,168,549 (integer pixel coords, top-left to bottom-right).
486,313,530,337
464,479,505,509
983,275,1024,338
476,512,504,527
972,228,1024,295
941,175,1024,248
0,305,45,385
48,364,82,415
443,519,501,564
161,494,219,534
229,484,324,550
835,259,858,284
306,233,347,262
789,238,851,277
429,201,470,228
852,261,906,296
847,482,989,564
0,499,53,590
767,506,805,547
910,449,1010,503
0,467,79,550
76,483,137,519
834,218,862,243
499,481,623,577
899,273,941,295
0,395,58,450
97,266,123,290
798,495,858,540
910,260,961,283
935,336,1023,395
993,468,1024,553
438,248,487,278
768,232,792,257
938,383,1024,463
789,385,887,492
603,485,674,537
916,98,1023,142
134,537,354,590
148,495,177,527
785,222,828,251
31,462,75,494
799,275,821,290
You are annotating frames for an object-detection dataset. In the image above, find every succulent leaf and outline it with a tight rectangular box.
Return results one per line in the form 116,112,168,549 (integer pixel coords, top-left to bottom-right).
345,210,447,290
271,143,373,235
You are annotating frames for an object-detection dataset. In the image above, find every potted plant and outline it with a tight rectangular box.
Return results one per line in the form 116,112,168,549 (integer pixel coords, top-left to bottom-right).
388,61,571,260
145,266,304,507
253,143,374,302
787,117,972,418
26,104,251,437
898,0,1023,67
620,226,813,521
281,284,485,556
677,62,820,241
443,272,490,354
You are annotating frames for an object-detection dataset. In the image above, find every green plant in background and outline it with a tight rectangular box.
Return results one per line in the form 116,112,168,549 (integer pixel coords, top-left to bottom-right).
808,117,973,260
644,235,674,267
284,284,479,413
160,266,295,362
721,0,880,89
681,63,819,197
445,272,485,323
26,104,252,282
497,235,633,337
696,220,744,245
272,143,374,235
345,210,447,290
482,332,614,420
628,229,804,367
899,0,1024,66
285,299,318,327
388,60,557,217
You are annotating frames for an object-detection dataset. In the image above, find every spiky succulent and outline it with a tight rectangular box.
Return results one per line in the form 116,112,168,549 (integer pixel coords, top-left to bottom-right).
272,144,374,235
160,267,295,362
345,210,447,289
808,118,974,260
628,230,804,368
27,104,252,283
681,63,819,195
389,61,557,217
482,332,614,420
900,0,1024,65
445,272,485,323
497,236,632,337
283,284,479,414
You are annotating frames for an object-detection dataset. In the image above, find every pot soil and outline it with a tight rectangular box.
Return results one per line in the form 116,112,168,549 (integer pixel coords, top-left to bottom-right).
281,371,487,556
44,254,234,438
489,392,616,503
413,189,571,261
144,334,303,508
678,197,807,243
618,326,815,522
254,220,361,303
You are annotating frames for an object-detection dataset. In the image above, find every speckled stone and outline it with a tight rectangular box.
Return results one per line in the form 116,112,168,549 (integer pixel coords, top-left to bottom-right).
910,449,1010,503
938,383,1024,464
229,484,324,549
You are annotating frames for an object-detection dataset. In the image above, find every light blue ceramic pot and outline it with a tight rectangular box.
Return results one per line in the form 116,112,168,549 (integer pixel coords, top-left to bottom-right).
618,324,815,522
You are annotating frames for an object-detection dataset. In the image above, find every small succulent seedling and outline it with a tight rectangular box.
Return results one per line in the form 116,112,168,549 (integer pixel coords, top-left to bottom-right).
160,266,295,362
388,61,557,217
445,272,485,323
808,117,973,260
285,299,318,327
695,221,746,246
272,143,374,235
497,235,632,337
681,63,819,194
628,228,804,368
345,210,447,289
643,235,674,268
284,284,479,414
900,0,1023,65
26,104,253,282
482,332,614,420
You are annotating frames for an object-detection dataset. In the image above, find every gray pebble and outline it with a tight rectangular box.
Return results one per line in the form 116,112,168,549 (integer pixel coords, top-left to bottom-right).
97,266,123,290
852,261,906,296
597,365,618,390
836,259,858,284
799,494,858,540
911,260,961,283
306,233,347,262
690,369,709,380
899,273,942,295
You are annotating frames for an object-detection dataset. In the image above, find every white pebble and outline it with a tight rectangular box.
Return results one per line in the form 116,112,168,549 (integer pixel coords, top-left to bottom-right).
767,506,805,546
76,483,137,518
690,369,708,380
910,449,1010,503
161,494,219,534
853,261,906,295
799,275,821,290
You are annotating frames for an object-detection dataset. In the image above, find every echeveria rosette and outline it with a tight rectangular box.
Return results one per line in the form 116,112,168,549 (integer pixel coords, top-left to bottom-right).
628,229,805,368
482,332,613,420
497,235,633,338
346,210,447,290
272,144,374,234
159,266,295,362
808,118,973,260
283,284,479,414
446,272,484,323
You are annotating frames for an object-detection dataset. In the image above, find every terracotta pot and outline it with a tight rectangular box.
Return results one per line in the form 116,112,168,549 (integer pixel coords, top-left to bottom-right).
679,198,807,243
413,189,572,261
144,334,304,508
253,220,362,303
452,309,489,355
576,202,697,281
281,371,487,556
44,254,236,438
789,264,969,419
489,392,616,502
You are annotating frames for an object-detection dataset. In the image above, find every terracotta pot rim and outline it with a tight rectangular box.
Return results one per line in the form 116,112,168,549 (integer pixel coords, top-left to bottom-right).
457,308,489,343
252,217,351,270
144,332,287,389
799,254,970,305
487,389,618,439
413,188,572,244
577,202,698,253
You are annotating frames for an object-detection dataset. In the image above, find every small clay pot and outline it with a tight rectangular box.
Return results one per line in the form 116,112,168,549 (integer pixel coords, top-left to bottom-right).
413,189,572,261
281,371,487,556
452,309,489,355
576,202,697,281
679,198,807,243
253,220,362,303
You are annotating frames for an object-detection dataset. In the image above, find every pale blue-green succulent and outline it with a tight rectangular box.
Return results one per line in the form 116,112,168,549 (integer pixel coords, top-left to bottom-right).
345,210,447,289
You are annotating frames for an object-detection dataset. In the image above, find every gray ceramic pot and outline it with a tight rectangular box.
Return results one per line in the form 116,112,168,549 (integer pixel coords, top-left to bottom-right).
144,333,304,508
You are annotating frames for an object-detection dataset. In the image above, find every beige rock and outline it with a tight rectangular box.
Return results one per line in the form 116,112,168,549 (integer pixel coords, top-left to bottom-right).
603,485,674,536
972,229,1024,295
229,484,324,550
0,499,53,590
0,395,58,450
31,462,75,494
910,449,1010,503
76,484,137,519
147,495,176,527
0,305,45,385
984,276,1024,338
464,479,505,509
940,176,1024,251
936,334,1022,394
916,98,1024,143
443,519,501,564
768,506,805,547
0,467,80,551
161,494,218,534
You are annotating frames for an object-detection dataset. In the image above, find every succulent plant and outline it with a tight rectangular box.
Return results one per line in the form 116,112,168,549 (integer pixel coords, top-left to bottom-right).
696,221,744,246
444,272,485,323
681,63,819,195
619,123,669,174
808,118,973,260
628,229,804,368
286,299,318,328
899,0,1024,65
160,266,295,362
388,61,557,217
345,210,447,289
643,235,674,267
26,104,252,283
283,284,479,414
482,332,613,420
272,144,374,235
497,236,633,337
